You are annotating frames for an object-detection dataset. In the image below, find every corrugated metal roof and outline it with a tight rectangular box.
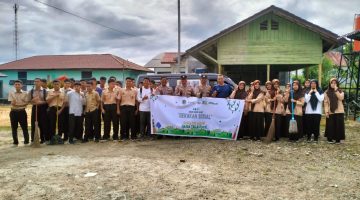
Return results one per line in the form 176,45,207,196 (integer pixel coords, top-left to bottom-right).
0,54,152,72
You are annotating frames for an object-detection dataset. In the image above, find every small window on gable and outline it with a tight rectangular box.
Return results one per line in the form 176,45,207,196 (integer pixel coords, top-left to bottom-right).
271,20,279,30
260,20,268,30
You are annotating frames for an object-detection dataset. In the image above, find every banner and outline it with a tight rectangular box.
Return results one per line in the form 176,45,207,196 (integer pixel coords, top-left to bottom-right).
150,95,244,140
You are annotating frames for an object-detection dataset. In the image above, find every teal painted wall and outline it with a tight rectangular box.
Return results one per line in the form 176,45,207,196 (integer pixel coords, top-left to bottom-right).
0,69,146,99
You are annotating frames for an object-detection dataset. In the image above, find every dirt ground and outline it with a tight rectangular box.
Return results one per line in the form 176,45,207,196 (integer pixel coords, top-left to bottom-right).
0,114,359,199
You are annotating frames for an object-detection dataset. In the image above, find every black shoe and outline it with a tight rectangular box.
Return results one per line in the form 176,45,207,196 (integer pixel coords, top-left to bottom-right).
94,139,99,143
69,140,75,144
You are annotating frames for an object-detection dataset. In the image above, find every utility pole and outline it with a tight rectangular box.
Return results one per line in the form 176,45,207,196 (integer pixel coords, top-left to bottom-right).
14,3,19,60
176,0,181,73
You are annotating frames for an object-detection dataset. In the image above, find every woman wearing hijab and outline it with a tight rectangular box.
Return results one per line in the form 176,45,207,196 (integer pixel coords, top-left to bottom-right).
264,81,274,137
230,81,248,139
284,80,304,141
282,82,291,138
272,79,284,141
324,78,345,144
246,80,265,141
304,79,324,142
302,79,311,137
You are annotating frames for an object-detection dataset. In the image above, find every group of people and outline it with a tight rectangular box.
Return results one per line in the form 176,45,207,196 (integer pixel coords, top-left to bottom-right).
230,77,345,144
8,74,345,146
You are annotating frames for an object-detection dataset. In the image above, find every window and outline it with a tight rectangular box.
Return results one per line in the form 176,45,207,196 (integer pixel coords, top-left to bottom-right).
18,71,27,91
260,20,268,30
271,20,279,30
81,71,92,80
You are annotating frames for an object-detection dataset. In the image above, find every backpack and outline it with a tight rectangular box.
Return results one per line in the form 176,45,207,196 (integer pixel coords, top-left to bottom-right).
139,87,153,97
30,88,47,100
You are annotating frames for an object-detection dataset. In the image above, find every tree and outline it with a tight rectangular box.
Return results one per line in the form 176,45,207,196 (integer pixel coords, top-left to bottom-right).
301,56,338,89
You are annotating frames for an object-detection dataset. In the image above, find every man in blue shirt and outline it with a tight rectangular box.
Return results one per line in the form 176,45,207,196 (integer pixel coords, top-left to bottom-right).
210,74,232,98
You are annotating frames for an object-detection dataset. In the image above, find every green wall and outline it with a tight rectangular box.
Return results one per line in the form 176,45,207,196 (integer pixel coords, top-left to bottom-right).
0,69,146,99
218,13,323,65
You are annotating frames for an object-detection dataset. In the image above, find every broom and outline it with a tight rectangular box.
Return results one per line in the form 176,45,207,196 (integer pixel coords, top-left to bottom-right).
289,79,298,134
31,105,41,148
264,93,277,143
50,95,64,145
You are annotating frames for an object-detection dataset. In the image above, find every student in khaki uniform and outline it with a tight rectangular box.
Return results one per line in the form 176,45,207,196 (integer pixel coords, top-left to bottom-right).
8,80,29,145
282,82,291,138
175,75,194,97
29,78,48,143
84,81,101,142
101,79,119,140
230,81,248,139
195,74,211,98
272,79,284,141
155,77,173,95
324,78,345,144
264,81,274,137
46,80,66,141
283,81,304,141
246,80,265,141
59,79,73,141
118,77,138,140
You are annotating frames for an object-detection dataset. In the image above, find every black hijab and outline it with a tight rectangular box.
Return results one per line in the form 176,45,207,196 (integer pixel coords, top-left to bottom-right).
308,80,323,111
234,85,247,100
251,87,264,110
326,79,342,113
288,82,303,113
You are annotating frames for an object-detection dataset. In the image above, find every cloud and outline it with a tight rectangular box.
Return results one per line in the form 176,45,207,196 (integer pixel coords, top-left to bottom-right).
0,0,359,65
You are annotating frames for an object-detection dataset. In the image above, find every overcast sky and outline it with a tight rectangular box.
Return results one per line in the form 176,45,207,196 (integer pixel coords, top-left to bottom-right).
0,0,359,65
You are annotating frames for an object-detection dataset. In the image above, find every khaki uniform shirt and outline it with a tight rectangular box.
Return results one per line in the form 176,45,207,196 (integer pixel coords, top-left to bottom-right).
85,91,100,112
248,92,265,112
175,84,194,97
28,87,47,105
284,97,305,116
118,88,137,106
195,84,211,98
155,85,174,95
102,88,118,105
8,90,29,110
324,91,345,114
46,90,65,107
